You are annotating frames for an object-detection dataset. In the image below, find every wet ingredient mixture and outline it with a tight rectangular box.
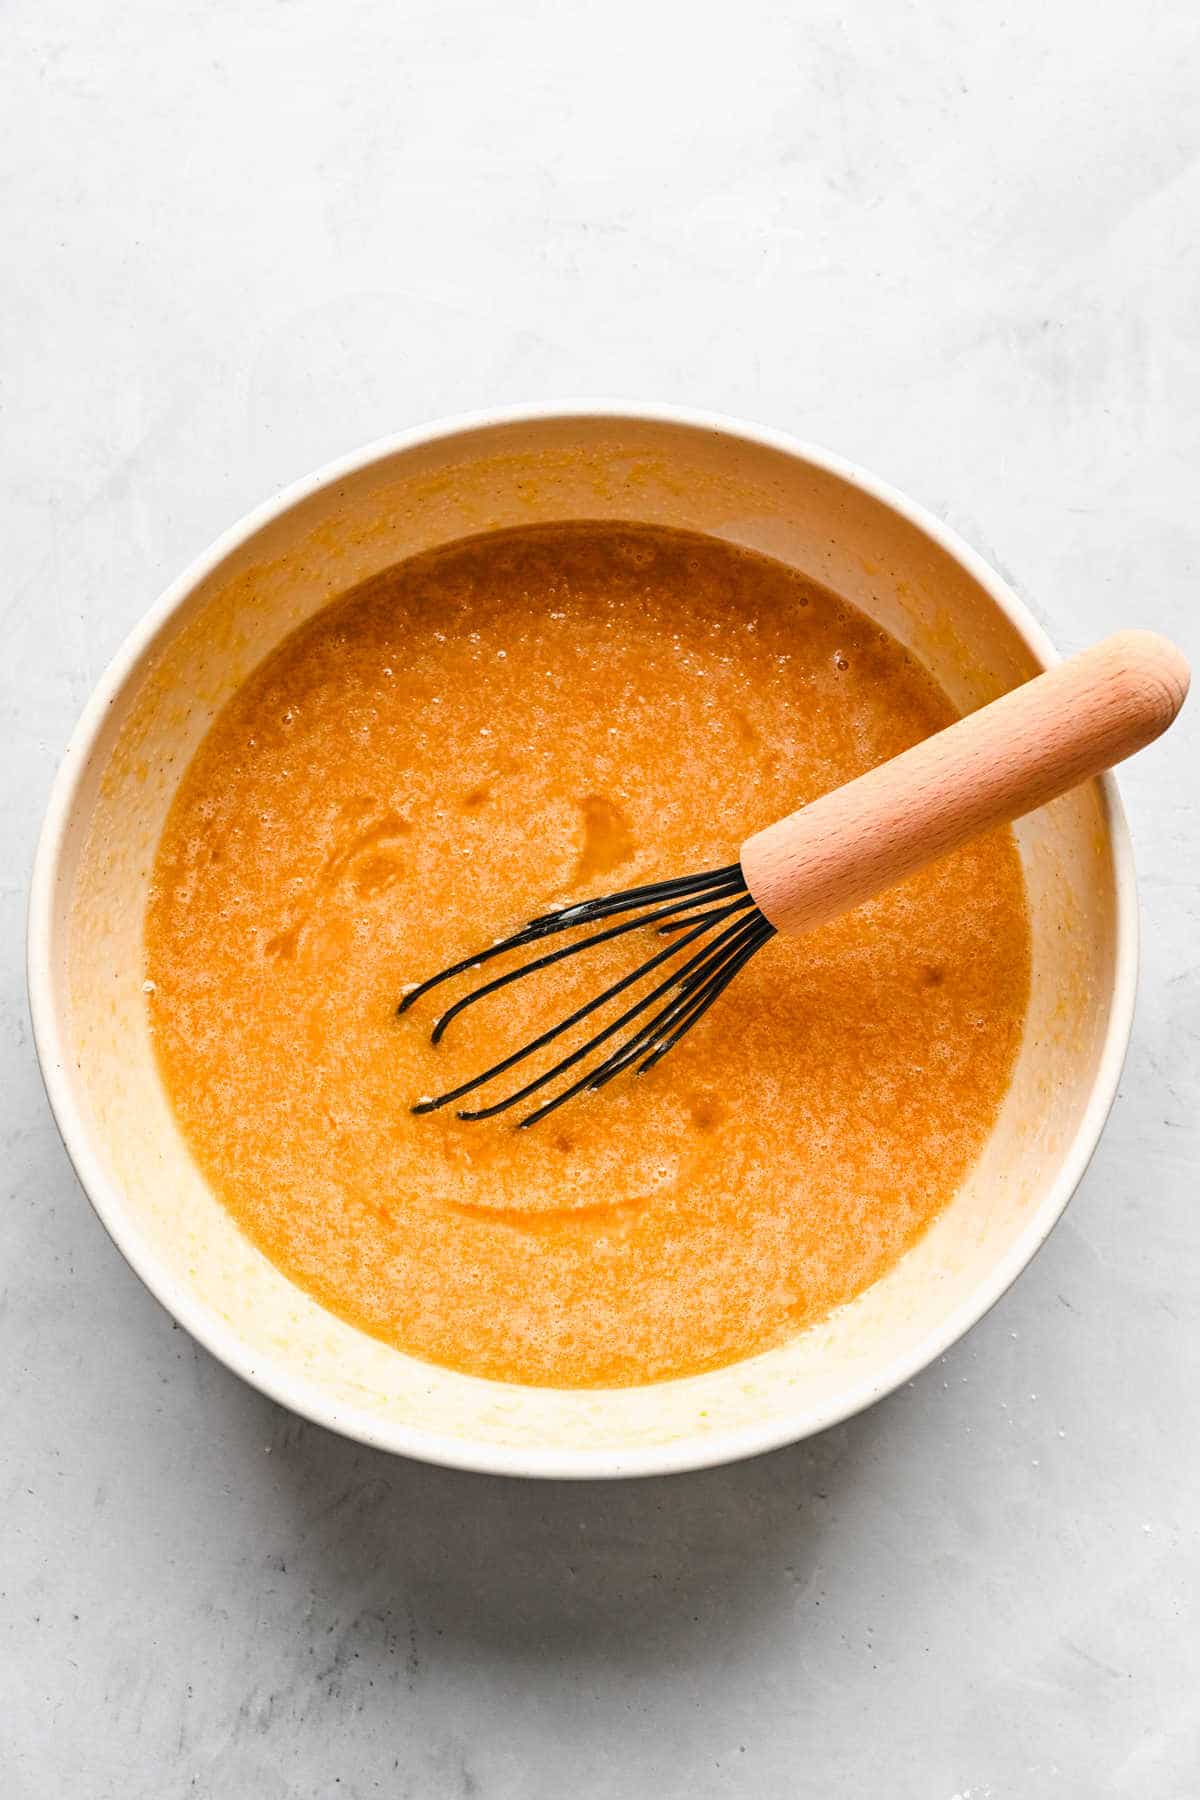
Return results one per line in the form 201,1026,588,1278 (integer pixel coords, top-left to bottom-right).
146,524,1031,1386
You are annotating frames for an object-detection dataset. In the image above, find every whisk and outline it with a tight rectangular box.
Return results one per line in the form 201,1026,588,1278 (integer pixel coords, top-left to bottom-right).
400,631,1188,1127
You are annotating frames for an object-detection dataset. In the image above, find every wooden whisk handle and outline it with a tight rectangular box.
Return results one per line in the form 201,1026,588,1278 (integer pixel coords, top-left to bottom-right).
739,630,1189,938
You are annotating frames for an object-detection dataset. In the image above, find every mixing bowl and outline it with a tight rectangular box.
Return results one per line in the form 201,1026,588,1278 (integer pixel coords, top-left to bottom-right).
28,404,1135,1477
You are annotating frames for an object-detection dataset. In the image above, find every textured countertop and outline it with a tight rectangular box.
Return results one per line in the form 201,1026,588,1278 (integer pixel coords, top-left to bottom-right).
3,2,1198,1795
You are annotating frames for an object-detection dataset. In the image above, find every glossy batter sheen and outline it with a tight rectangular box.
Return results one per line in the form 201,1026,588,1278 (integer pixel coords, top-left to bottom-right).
146,524,1031,1387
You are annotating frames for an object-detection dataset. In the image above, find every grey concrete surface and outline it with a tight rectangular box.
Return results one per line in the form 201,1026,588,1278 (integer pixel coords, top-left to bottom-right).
3,2,1198,1795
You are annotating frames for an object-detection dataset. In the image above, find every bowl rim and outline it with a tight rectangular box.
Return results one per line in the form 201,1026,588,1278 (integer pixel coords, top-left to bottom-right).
27,400,1138,1479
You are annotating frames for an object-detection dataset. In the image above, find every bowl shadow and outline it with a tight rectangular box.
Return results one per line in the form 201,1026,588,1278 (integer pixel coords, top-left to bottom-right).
225,1365,895,1676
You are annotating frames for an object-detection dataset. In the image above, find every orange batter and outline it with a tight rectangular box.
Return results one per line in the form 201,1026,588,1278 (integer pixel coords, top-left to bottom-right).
146,524,1031,1387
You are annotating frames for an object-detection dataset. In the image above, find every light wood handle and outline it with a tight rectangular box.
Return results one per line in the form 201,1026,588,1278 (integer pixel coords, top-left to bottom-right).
740,630,1189,937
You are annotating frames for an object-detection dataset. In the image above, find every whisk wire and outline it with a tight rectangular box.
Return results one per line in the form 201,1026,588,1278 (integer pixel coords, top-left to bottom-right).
637,920,774,1076
584,912,773,1094
512,914,776,1129
411,896,749,1117
428,891,753,1045
610,913,773,1076
401,861,775,1125
457,906,763,1126
397,863,743,1017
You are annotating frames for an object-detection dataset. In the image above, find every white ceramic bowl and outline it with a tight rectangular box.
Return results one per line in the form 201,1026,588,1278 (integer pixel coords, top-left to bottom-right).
28,404,1136,1478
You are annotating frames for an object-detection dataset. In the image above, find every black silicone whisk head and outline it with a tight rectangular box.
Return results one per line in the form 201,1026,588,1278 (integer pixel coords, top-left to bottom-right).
398,863,775,1128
